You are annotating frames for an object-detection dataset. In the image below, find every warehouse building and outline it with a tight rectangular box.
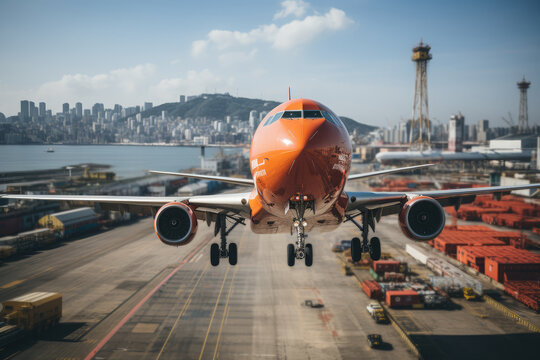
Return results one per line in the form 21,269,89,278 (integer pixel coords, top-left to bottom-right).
38,207,98,238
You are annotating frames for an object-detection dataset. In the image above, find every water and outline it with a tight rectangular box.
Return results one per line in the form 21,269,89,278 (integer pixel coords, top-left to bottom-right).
0,145,246,179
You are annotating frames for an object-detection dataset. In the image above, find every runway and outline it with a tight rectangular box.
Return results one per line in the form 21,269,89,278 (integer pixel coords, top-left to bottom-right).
0,217,413,360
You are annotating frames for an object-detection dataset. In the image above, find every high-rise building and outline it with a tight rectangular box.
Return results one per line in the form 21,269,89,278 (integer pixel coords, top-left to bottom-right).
20,100,29,119
179,95,186,103
161,110,168,121
63,103,69,114
29,101,37,119
38,102,46,117
75,102,82,117
477,119,490,144
249,110,258,130
448,113,465,152
144,102,153,111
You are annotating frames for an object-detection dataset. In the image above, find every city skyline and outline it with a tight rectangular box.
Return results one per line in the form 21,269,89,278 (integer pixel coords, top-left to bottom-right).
1,0,539,127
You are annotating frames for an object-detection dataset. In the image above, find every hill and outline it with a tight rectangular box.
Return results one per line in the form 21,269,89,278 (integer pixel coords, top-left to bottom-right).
137,93,377,135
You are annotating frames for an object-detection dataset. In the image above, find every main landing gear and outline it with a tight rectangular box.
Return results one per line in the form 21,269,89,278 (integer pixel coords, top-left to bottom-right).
210,214,244,266
346,210,381,262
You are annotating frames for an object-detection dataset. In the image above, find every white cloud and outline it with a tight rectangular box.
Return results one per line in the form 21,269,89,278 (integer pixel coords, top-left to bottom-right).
192,7,353,56
36,64,156,108
150,69,234,101
191,39,209,57
218,49,258,66
17,65,232,112
274,0,309,20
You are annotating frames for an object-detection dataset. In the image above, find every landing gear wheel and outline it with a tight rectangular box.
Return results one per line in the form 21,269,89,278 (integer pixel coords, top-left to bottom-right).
287,244,295,267
351,237,362,262
369,237,381,261
305,243,313,267
228,243,237,265
210,243,220,266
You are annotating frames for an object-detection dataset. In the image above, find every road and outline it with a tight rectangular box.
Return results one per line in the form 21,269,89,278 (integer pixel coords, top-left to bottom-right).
0,217,414,360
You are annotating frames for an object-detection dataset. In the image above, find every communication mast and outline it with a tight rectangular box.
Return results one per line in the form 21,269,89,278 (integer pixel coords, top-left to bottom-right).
409,40,432,151
517,77,531,134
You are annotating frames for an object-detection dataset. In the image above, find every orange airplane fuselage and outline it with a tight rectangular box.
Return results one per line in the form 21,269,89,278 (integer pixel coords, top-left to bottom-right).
249,99,352,234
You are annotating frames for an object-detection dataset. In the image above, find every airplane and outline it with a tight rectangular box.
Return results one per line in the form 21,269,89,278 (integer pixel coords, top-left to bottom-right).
2,98,539,267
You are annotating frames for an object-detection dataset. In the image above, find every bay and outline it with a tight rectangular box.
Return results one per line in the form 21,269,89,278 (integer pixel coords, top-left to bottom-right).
0,145,246,179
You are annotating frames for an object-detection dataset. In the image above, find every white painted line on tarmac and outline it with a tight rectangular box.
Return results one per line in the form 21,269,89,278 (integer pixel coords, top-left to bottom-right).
191,252,203,263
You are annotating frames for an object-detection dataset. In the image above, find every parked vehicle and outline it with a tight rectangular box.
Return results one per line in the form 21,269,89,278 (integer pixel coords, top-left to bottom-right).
366,302,382,316
367,334,382,348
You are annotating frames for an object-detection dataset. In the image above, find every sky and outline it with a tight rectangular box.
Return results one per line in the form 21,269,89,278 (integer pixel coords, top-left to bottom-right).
0,0,539,128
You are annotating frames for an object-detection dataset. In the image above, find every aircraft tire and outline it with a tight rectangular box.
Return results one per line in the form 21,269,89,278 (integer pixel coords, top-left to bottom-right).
228,243,238,265
369,237,381,261
305,243,313,267
287,244,295,266
351,237,362,262
210,243,220,266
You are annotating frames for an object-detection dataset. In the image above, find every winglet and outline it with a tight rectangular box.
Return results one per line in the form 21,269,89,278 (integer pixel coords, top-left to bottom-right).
288,86,291,101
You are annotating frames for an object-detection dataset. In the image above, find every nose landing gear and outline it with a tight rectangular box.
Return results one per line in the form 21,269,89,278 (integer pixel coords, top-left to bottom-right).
347,210,381,262
287,219,313,267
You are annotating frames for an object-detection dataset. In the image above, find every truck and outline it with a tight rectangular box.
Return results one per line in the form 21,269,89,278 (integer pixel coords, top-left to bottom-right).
463,287,479,301
372,309,389,324
0,292,62,347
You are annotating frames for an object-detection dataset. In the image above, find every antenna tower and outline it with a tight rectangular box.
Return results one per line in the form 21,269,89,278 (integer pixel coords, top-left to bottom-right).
517,77,531,134
410,40,432,151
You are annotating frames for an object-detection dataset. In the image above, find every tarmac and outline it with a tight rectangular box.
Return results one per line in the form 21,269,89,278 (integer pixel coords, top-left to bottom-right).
0,217,415,360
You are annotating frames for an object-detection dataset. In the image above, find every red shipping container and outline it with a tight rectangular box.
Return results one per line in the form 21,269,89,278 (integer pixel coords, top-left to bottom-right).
361,280,382,299
504,280,540,311
386,290,420,307
384,272,406,282
485,255,540,283
372,260,399,273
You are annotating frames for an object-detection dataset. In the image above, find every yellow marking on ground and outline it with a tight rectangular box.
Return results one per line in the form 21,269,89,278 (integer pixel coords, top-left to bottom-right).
212,264,240,360
198,266,232,360
155,263,210,360
0,279,24,289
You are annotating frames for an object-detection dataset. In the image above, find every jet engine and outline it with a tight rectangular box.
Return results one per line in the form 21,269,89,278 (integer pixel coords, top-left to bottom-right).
154,202,198,246
399,196,445,241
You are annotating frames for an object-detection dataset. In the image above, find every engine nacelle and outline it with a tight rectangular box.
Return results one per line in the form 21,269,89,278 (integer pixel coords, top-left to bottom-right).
154,202,198,246
399,196,445,241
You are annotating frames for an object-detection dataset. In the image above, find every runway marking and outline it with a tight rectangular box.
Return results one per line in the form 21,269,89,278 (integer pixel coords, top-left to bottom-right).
213,264,240,360
156,263,210,360
190,252,203,263
0,279,24,289
83,237,211,360
0,266,55,289
198,265,232,360
210,230,247,360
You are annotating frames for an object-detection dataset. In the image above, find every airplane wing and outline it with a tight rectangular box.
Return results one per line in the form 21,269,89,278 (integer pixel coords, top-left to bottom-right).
345,183,540,216
148,170,253,186
347,164,434,181
1,192,252,219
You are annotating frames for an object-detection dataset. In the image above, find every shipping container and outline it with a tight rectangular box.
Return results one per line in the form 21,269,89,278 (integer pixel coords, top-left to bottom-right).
386,290,420,307
361,280,382,300
1,292,62,331
373,260,400,273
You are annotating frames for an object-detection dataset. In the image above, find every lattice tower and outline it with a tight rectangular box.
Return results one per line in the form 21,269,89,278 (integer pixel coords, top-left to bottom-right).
517,77,531,134
410,40,432,151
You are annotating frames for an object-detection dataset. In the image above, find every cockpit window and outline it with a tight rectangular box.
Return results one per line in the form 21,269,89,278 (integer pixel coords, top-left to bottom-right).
322,111,337,125
264,111,283,126
303,110,323,118
322,111,344,128
281,111,302,119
